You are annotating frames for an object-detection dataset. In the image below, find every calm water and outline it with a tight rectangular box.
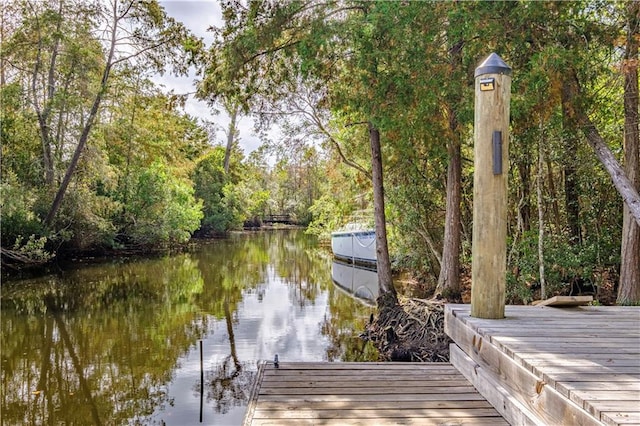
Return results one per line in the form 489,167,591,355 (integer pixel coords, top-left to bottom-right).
1,230,378,425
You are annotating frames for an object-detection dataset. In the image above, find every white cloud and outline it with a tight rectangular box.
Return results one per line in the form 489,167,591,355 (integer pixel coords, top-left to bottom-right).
160,0,220,42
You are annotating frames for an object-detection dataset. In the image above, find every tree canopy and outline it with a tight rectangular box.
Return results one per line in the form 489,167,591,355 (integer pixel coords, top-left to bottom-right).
2,0,638,304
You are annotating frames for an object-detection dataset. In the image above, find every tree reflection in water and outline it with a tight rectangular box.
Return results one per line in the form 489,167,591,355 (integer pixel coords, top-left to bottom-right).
195,299,256,415
1,230,377,425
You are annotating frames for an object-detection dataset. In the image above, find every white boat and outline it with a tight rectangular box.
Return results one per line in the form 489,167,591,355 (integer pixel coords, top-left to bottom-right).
331,223,376,265
331,260,378,305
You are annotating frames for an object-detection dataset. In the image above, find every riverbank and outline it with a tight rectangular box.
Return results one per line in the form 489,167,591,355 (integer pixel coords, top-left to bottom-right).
1,226,306,279
363,264,619,363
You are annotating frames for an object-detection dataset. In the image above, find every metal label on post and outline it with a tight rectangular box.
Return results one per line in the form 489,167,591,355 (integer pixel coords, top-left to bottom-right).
493,130,502,175
480,78,495,91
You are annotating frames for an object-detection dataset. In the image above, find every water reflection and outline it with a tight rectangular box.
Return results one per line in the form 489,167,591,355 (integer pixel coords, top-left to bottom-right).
331,260,379,305
1,230,377,425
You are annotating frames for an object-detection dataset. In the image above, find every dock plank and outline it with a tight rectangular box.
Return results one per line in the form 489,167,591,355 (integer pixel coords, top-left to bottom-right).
252,407,503,419
602,411,640,425
249,418,508,425
243,362,508,425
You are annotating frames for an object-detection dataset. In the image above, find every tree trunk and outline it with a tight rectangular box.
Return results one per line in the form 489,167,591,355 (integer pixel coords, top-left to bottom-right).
44,70,112,227
368,122,397,306
545,159,562,232
561,71,640,227
618,1,640,305
0,8,5,88
224,104,239,174
436,127,461,297
517,160,532,232
561,86,582,244
436,38,464,297
44,2,118,227
537,126,546,300
32,0,64,186
563,156,581,243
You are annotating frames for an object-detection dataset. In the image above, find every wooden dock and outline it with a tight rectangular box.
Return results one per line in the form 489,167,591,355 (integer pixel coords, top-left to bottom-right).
243,362,508,425
445,304,640,426
244,305,640,425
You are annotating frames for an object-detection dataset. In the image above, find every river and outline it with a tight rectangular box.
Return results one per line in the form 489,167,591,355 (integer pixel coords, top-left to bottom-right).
1,230,379,425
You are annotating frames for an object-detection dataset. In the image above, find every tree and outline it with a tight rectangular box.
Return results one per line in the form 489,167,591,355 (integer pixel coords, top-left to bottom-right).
125,161,203,245
3,0,101,188
2,1,212,254
98,77,208,246
618,1,640,304
192,147,244,234
560,68,640,228
196,0,636,304
7,0,199,227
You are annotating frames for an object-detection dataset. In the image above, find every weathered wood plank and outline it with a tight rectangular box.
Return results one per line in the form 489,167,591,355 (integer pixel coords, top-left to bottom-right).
249,417,509,425
243,361,267,426
569,390,640,412
555,380,640,396
265,373,464,385
540,373,640,388
485,330,640,338
253,400,495,410
257,393,489,403
264,362,457,370
449,344,540,426
532,295,593,306
252,407,504,419
447,330,601,426
514,353,640,367
585,401,640,421
263,368,460,377
602,411,640,425
448,304,640,322
494,336,636,343
534,366,640,376
258,385,479,395
260,379,473,388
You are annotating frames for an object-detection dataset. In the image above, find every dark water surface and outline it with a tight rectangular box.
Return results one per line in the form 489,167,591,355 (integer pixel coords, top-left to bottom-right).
1,230,378,425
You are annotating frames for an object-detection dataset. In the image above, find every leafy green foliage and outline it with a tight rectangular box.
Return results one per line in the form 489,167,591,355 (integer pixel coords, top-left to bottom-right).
0,174,44,247
192,148,243,234
507,231,620,304
125,161,203,246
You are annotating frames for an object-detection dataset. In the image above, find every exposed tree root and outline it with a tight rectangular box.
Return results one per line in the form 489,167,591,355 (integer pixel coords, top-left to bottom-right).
361,296,451,362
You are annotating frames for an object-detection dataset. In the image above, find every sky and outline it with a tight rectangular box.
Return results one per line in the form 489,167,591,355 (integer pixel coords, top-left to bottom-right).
156,1,266,154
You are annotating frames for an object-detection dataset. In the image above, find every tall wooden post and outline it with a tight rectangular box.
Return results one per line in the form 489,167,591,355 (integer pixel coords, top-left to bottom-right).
471,53,512,319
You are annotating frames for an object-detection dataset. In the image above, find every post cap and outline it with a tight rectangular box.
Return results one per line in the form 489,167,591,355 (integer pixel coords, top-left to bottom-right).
475,53,512,78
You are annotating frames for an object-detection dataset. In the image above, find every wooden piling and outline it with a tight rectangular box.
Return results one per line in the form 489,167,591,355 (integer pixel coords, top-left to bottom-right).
471,53,512,319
